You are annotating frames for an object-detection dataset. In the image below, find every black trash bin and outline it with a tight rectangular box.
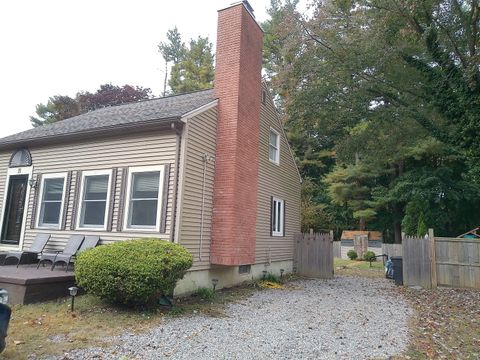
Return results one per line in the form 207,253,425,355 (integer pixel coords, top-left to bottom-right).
0,289,11,354
391,256,403,285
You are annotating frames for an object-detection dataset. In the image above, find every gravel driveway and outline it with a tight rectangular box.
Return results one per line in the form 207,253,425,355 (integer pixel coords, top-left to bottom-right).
53,276,412,360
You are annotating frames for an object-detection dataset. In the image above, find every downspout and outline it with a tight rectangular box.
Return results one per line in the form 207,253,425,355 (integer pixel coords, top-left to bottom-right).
199,153,215,261
170,122,183,242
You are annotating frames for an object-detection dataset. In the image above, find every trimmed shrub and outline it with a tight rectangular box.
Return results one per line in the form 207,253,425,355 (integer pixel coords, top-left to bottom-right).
347,250,358,260
363,251,376,262
75,239,193,306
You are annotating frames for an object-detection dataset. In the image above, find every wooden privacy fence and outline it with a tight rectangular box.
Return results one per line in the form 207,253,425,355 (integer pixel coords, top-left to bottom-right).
294,231,333,279
403,229,480,289
333,241,341,258
382,243,403,258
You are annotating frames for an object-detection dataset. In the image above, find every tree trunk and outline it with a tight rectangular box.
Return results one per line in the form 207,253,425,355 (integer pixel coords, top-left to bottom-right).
359,217,366,231
392,203,402,244
163,61,168,96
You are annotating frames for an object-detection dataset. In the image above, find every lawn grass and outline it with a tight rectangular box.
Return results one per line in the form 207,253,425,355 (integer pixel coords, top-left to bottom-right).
1,284,257,359
1,295,162,359
334,257,385,278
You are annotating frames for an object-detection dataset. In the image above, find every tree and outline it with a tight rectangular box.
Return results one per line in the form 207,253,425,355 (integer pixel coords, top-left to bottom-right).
30,95,81,127
263,0,480,240
158,29,215,95
158,27,187,96
31,84,152,127
169,36,214,94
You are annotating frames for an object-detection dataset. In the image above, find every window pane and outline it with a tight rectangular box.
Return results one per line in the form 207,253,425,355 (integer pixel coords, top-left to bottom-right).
277,201,282,232
82,202,106,226
269,131,278,147
272,200,277,231
269,146,277,162
130,199,158,226
84,175,108,200
41,202,61,224
44,178,64,201
132,172,160,199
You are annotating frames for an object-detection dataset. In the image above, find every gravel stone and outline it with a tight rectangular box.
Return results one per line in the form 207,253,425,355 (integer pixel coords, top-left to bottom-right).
47,276,412,360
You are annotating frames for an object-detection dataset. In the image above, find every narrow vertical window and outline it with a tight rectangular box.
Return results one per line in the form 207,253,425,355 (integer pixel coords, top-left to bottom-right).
77,171,111,229
124,166,165,231
37,174,66,228
271,197,284,236
269,129,280,164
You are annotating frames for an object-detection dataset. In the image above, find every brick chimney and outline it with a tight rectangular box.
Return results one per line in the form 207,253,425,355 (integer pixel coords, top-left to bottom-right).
210,1,263,266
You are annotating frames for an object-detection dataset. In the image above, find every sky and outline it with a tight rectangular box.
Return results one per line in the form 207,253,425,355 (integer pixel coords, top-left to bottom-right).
0,0,275,138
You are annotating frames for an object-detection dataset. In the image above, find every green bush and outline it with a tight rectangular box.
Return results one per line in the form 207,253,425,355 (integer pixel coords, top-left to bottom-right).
264,272,281,283
195,287,215,301
347,250,358,260
363,251,376,262
75,239,193,306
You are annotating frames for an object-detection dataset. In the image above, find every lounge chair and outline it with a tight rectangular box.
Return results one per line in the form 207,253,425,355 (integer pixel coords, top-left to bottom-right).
1,234,51,267
51,235,99,271
37,235,84,271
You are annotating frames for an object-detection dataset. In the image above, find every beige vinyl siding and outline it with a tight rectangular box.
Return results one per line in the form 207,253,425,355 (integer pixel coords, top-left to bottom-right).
7,131,177,253
255,86,302,263
0,153,10,233
177,107,217,270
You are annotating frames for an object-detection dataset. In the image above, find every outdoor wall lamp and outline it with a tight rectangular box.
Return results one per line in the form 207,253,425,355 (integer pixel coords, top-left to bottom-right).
68,286,78,312
28,178,38,189
211,278,218,292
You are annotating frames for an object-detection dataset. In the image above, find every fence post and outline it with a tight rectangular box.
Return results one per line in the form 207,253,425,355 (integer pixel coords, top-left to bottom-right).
428,228,437,288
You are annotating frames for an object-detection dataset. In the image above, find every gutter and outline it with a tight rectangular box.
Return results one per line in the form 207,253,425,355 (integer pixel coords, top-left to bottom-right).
0,117,181,151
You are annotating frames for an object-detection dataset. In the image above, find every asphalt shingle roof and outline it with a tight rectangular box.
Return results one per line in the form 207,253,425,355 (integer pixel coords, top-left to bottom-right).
0,89,215,149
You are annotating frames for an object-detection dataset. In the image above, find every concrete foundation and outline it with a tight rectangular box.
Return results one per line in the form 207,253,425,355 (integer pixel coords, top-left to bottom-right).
174,260,293,296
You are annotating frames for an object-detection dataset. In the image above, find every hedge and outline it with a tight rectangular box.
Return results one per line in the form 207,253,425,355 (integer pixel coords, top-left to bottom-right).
75,239,193,306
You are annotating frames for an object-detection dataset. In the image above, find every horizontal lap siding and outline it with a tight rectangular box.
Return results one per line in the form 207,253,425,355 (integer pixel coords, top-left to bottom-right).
0,153,10,229
179,107,217,271
255,89,302,264
18,131,177,252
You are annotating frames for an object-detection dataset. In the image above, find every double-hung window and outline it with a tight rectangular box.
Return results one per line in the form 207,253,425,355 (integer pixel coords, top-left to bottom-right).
37,173,67,228
271,197,284,237
77,170,112,229
124,165,165,231
269,128,280,165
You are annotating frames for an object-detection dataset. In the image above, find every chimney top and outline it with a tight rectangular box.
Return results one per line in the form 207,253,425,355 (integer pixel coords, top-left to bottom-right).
241,1,255,16
221,1,256,18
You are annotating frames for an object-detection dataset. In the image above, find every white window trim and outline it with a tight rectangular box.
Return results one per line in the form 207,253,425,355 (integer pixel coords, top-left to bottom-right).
271,197,284,237
76,169,112,231
36,172,68,229
0,166,33,251
269,128,280,165
123,165,165,232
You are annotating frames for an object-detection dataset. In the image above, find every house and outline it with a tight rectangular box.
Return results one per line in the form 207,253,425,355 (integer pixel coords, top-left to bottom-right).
0,1,301,295
340,231,383,259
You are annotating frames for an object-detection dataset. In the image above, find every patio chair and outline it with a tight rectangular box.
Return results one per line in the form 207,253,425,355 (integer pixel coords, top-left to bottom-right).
37,235,84,271
51,235,100,271
1,233,51,267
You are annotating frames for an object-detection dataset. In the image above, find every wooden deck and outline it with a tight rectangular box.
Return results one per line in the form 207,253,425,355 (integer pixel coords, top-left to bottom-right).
0,264,76,305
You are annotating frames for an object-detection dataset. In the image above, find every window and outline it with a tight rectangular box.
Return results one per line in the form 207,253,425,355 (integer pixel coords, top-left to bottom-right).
124,166,165,231
239,265,251,274
269,129,280,165
271,197,284,237
77,170,111,229
37,174,66,228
